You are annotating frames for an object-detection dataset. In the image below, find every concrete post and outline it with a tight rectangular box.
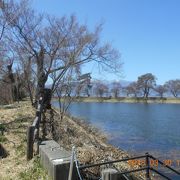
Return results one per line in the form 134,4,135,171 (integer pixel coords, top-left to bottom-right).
68,146,75,180
101,168,127,180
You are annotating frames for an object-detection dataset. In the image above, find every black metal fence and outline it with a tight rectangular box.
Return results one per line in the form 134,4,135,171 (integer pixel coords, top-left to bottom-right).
79,153,180,180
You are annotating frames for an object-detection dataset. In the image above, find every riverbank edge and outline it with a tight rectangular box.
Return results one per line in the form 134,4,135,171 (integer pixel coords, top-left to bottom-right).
52,107,145,179
53,97,180,104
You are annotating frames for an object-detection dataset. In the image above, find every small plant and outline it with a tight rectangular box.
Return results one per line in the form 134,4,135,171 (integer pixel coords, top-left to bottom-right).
0,124,6,135
0,135,8,143
18,157,51,180
16,143,26,156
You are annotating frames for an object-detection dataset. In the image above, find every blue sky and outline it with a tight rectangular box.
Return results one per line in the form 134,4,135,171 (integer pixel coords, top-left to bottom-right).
32,0,180,85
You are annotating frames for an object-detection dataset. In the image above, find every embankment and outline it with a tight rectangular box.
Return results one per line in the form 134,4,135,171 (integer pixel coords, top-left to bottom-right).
69,97,180,104
0,101,50,179
52,108,145,179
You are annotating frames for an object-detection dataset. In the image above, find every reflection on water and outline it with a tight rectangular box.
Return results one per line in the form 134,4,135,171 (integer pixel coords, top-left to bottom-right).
53,101,180,178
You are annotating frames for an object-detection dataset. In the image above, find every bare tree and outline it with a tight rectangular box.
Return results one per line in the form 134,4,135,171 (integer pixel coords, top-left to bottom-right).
75,83,84,97
165,80,180,98
17,51,36,104
111,81,121,98
0,45,14,103
0,54,13,104
94,81,109,98
2,0,121,106
137,73,156,99
0,59,27,104
0,80,12,104
55,71,75,121
154,85,167,98
0,0,6,42
125,82,139,97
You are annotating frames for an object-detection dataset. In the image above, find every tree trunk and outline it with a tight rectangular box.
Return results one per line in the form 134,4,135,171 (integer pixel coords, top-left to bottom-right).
35,71,47,102
35,47,48,105
27,82,34,105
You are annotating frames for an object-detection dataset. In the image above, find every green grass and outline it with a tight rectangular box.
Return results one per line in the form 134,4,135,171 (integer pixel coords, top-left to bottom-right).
0,124,7,142
16,143,26,157
0,135,8,143
18,157,51,180
0,123,6,131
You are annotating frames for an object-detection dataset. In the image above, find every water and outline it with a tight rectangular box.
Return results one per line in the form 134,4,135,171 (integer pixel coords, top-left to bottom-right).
53,101,180,179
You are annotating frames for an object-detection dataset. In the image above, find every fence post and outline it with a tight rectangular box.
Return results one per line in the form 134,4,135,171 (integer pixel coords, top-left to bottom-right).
145,152,150,180
27,126,34,160
36,97,43,154
68,146,75,180
101,168,120,180
36,110,40,140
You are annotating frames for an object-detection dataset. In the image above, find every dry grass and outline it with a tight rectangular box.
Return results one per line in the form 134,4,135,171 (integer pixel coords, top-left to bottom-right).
0,101,49,180
63,96,180,104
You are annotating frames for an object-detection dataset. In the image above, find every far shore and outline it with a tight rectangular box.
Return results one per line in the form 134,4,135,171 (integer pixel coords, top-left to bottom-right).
53,96,180,104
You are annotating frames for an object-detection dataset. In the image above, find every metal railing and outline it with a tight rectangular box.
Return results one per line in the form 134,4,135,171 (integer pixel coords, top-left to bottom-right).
26,97,43,160
79,153,180,180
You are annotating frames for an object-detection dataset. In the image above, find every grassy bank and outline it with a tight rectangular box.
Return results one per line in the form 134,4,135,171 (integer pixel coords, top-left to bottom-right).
0,101,50,180
68,97,180,104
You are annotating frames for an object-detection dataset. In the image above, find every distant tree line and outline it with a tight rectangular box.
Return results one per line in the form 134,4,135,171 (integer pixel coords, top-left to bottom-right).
76,73,180,99
126,73,180,99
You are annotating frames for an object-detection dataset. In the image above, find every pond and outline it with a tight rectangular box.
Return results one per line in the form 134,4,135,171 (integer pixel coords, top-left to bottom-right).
53,101,180,178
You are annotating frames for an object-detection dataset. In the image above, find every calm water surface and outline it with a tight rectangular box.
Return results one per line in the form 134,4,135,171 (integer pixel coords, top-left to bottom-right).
53,101,180,178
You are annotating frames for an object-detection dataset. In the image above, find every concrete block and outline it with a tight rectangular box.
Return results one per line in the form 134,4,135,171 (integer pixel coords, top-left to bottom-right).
39,140,78,180
52,158,77,180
